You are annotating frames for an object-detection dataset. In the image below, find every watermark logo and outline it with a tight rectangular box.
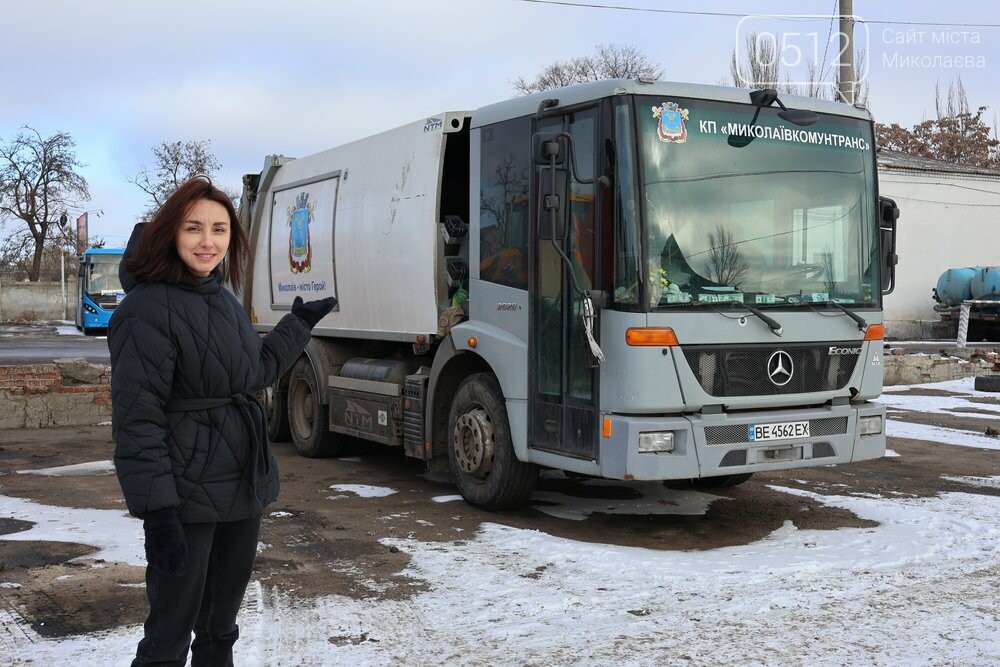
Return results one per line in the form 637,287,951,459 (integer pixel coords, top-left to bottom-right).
881,27,986,70
735,15,870,91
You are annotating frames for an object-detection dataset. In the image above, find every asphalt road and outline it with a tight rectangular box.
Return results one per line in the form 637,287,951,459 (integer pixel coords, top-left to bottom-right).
0,323,110,364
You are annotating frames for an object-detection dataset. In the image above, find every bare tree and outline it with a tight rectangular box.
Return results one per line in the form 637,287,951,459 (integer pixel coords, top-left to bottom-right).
934,76,970,120
0,127,90,281
726,32,794,93
127,140,224,220
480,156,527,247
876,104,999,168
512,43,663,95
705,226,750,289
723,33,870,107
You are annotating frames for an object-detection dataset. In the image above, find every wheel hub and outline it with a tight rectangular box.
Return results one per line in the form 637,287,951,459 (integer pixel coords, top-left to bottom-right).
452,408,495,477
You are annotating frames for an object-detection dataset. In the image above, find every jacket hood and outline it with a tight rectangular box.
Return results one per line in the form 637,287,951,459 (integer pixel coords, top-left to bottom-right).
119,222,145,294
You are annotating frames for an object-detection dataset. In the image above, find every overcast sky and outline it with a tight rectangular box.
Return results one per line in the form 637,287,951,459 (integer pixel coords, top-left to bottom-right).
2,0,997,246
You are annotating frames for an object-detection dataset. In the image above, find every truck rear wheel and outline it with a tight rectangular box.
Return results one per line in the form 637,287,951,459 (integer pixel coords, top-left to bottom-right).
288,357,343,458
447,373,538,510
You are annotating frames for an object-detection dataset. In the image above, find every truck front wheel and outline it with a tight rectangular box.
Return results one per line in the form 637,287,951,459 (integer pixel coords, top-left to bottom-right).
447,373,538,510
287,357,343,458
261,382,291,442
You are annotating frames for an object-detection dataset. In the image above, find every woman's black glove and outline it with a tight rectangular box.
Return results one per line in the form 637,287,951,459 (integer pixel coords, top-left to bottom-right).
292,295,337,328
143,508,188,577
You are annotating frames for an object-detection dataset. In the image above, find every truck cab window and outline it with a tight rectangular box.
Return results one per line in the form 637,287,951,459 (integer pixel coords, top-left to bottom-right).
479,118,530,289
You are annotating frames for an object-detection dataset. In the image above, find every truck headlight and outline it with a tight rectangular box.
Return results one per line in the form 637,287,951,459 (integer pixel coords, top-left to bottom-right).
859,415,883,436
638,431,675,453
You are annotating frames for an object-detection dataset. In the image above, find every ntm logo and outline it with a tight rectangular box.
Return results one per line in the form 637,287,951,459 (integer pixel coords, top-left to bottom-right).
344,399,373,430
423,118,443,133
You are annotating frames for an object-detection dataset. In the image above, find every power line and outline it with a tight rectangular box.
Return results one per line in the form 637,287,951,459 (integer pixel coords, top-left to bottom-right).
512,0,1000,28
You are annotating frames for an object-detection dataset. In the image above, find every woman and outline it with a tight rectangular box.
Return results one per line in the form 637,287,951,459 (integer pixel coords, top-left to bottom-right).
109,176,335,666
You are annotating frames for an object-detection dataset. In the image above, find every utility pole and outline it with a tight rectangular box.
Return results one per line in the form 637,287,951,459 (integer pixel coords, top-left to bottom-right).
59,212,68,320
839,0,855,104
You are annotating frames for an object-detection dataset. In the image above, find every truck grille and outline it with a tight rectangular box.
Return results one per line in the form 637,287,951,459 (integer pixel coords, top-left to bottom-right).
682,342,861,397
705,416,849,445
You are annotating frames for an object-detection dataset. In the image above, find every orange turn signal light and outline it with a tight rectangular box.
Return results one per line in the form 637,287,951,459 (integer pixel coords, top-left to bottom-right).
467,336,478,348
625,327,679,347
863,324,885,341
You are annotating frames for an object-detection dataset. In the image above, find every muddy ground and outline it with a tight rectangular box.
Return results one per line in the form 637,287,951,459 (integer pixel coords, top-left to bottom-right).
1,389,998,641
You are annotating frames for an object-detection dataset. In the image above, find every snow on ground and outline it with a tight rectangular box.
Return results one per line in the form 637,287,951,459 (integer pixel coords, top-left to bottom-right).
54,324,83,336
878,376,1000,450
328,484,398,498
0,495,143,566
2,382,999,666
15,460,115,476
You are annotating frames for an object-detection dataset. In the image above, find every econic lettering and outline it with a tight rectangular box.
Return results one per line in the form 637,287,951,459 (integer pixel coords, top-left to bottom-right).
828,346,863,356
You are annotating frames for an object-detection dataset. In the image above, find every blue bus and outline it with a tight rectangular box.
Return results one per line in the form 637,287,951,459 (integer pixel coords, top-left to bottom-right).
75,248,126,334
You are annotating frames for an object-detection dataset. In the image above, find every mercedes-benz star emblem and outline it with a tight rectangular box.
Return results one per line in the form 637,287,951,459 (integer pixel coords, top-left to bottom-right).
767,350,794,386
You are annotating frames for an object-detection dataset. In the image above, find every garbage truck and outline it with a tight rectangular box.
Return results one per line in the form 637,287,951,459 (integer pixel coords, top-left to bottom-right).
238,79,900,510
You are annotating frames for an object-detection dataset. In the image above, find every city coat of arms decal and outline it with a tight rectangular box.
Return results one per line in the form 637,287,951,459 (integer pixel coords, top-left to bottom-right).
288,191,314,274
652,101,689,143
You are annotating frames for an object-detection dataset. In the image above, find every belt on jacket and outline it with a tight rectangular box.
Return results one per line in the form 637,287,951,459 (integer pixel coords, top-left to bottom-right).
165,397,235,412
164,393,274,505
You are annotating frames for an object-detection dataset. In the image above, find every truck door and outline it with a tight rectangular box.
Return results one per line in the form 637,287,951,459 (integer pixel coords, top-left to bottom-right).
530,107,600,460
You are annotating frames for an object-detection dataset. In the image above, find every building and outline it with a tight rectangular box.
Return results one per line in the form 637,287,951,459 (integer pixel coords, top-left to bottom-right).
877,149,1000,339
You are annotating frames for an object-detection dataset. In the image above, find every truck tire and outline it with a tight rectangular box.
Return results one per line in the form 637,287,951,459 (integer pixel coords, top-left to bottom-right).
447,373,538,510
691,473,754,489
974,375,1000,392
287,357,343,458
261,382,291,442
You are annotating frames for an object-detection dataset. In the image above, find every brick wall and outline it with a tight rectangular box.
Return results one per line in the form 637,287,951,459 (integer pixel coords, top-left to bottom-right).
0,360,112,429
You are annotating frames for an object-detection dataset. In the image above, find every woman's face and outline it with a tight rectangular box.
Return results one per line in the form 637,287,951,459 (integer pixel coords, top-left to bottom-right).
175,198,231,277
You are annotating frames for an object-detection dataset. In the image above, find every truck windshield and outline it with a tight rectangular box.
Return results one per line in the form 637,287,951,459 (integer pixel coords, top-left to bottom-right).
633,95,878,311
86,255,124,295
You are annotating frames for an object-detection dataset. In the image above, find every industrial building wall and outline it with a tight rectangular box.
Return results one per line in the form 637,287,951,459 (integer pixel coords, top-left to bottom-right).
878,166,1000,340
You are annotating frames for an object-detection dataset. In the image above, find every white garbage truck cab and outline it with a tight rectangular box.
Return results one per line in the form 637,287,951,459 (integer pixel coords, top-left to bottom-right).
239,79,900,510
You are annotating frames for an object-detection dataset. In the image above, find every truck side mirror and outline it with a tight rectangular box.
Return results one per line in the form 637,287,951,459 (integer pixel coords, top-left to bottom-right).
537,168,569,240
532,132,566,166
879,196,900,294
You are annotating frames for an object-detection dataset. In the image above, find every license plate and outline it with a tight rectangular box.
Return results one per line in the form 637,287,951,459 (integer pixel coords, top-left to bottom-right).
748,420,810,442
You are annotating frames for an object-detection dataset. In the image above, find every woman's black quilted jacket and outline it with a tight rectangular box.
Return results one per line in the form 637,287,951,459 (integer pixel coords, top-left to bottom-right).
108,276,310,523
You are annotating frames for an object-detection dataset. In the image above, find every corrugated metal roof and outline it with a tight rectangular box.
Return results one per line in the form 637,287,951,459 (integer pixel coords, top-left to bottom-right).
877,148,1000,177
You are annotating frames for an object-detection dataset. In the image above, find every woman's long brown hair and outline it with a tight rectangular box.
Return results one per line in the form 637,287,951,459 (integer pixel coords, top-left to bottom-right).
125,176,247,293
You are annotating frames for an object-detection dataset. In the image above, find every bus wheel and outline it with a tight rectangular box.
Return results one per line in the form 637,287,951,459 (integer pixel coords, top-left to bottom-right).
261,381,291,442
447,373,538,510
287,357,342,458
